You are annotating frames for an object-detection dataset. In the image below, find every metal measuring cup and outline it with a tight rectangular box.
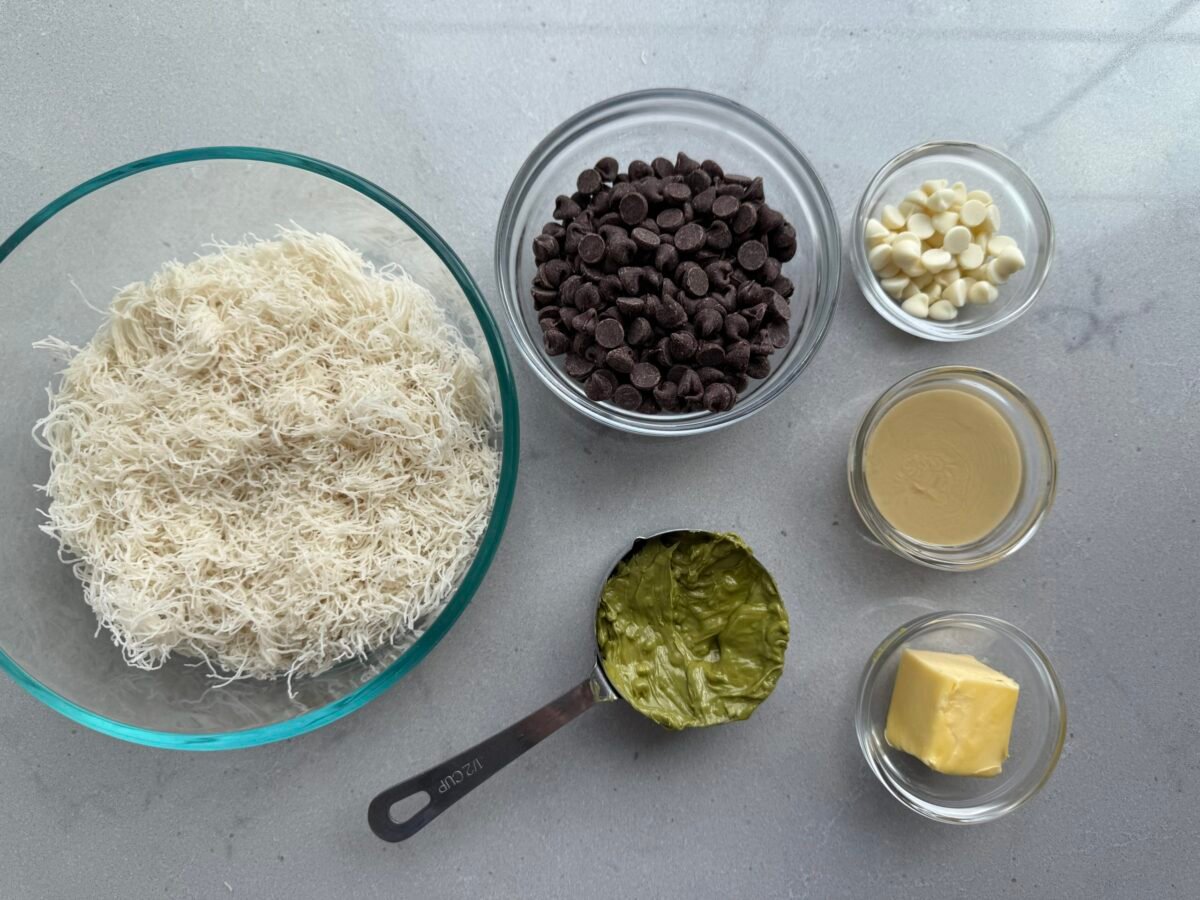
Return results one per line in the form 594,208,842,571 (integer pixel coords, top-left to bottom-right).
368,529,700,842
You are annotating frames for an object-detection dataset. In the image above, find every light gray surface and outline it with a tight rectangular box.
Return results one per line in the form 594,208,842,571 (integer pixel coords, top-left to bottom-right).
1,2,1198,897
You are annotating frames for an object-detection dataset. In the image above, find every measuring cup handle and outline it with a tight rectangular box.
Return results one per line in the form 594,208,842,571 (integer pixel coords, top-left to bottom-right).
368,672,611,842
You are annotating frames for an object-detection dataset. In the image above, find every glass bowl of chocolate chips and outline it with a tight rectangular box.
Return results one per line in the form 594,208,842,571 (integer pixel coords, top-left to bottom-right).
496,88,841,436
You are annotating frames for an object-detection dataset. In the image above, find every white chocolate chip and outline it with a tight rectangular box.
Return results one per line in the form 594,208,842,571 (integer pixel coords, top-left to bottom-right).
899,201,919,217
943,225,972,255
912,272,934,289
894,230,919,245
993,245,1027,278
903,190,930,209
878,263,901,278
959,199,987,227
927,188,958,213
901,281,920,299
921,248,953,272
891,239,922,268
934,267,961,286
927,283,943,300
921,179,948,194
928,299,958,321
881,205,906,230
901,295,930,318
880,275,910,298
901,260,928,278
868,242,893,272
924,231,944,249
985,259,1008,284
944,279,970,307
987,234,1017,255
968,280,999,304
906,213,934,239
985,204,1001,232
957,243,985,270
951,181,967,206
966,189,993,204
865,218,891,245
931,210,959,234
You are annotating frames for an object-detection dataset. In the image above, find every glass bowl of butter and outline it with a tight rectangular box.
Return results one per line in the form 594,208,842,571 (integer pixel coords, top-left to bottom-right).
856,611,1066,824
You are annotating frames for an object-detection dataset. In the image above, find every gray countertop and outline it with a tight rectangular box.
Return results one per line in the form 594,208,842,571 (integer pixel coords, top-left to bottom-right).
2,2,1198,897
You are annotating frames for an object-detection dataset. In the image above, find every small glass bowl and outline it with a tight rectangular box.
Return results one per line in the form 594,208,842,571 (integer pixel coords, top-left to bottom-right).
856,612,1067,824
848,366,1056,571
851,141,1053,341
495,88,841,436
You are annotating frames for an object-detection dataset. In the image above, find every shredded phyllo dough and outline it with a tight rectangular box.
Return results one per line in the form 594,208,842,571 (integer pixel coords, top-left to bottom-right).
34,229,500,685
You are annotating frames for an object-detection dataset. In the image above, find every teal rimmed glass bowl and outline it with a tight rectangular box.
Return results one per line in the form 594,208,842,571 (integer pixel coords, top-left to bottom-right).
0,148,519,749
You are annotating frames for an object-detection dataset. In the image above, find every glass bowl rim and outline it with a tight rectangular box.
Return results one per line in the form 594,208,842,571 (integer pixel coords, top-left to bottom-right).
494,86,841,436
855,610,1068,824
0,146,521,750
850,139,1055,342
847,364,1058,571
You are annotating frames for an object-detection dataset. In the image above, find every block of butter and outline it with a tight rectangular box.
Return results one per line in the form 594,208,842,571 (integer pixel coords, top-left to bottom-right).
884,648,1019,777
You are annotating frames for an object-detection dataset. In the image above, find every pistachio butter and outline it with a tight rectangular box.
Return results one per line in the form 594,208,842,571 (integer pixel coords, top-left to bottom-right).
595,532,788,730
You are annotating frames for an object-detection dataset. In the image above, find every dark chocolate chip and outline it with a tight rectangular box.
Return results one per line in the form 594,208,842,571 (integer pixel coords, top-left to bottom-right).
578,233,606,265
613,384,643,410
700,159,724,179
697,366,726,385
771,275,794,298
635,177,664,203
540,258,571,287
573,308,598,335
666,364,690,383
533,233,560,263
652,381,679,409
724,339,751,372
595,318,626,349
705,220,732,250
631,227,661,250
542,222,566,239
724,312,749,340
768,319,790,349
626,316,653,346
617,267,641,294
729,374,749,393
564,353,593,378
695,307,723,338
744,177,765,202
656,207,685,231
737,239,768,271
758,205,784,233
703,382,737,413
743,302,768,330
543,328,568,356
663,182,692,205
532,287,559,308
746,356,771,379
696,341,726,367
575,282,601,310
732,203,758,235
630,362,662,390
651,156,675,178
678,369,704,401
606,345,636,374
654,297,687,329
577,168,603,195
712,194,739,219
585,343,607,364
595,157,619,181
692,186,716,215
615,295,645,318
674,222,706,253
768,292,791,321
585,369,618,401
628,160,652,179
675,151,700,174
553,195,582,220
685,169,712,194
683,267,710,298
668,330,698,361
618,191,649,226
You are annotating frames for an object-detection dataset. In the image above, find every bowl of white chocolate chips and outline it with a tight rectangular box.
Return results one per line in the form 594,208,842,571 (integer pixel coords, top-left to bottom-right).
851,141,1053,342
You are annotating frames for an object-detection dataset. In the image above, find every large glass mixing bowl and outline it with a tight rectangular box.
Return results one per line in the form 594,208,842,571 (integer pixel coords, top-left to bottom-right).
0,148,519,749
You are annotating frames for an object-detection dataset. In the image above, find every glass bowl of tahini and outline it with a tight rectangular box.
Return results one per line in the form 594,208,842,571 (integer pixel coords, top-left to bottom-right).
848,366,1056,571
0,148,519,749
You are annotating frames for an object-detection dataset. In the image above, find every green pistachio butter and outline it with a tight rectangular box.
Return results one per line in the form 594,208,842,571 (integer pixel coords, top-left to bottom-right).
596,531,789,730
